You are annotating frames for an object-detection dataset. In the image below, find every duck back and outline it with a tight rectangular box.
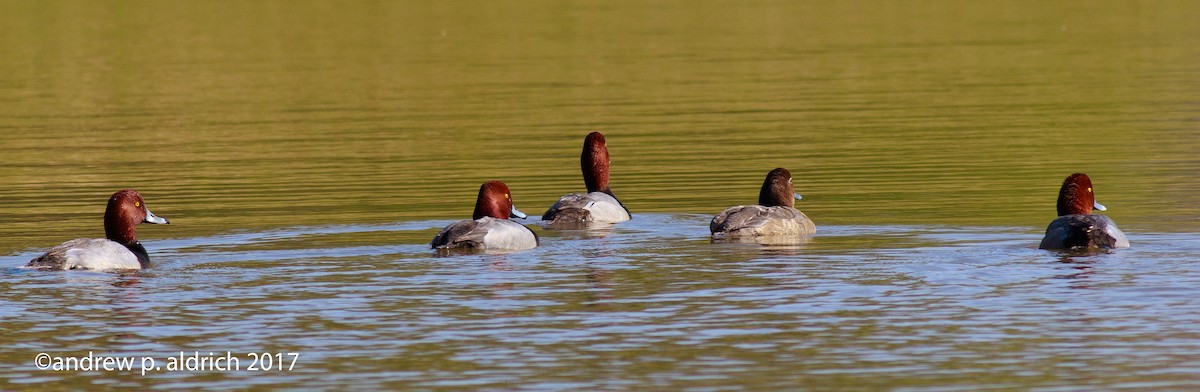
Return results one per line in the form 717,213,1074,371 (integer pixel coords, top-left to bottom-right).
1039,214,1130,250
711,205,815,237
543,192,630,223
28,238,145,270
432,217,538,250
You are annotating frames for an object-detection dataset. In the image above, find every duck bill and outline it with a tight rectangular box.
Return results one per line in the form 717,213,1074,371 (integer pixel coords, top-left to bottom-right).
144,208,170,224
510,205,528,220
793,193,803,201
1092,201,1107,212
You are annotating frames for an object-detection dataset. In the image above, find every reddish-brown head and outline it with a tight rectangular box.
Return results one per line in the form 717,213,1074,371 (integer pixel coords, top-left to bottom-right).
1056,173,1106,216
581,132,611,193
103,189,170,246
758,168,801,208
472,181,527,220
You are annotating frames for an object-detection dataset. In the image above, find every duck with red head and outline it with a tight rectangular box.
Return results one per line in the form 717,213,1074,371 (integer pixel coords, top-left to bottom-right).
28,189,171,270
1039,173,1129,250
711,168,815,238
432,181,538,251
543,132,631,226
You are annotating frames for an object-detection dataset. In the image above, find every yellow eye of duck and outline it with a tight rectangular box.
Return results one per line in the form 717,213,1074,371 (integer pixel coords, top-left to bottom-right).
135,201,141,207
505,193,510,199
1087,187,1092,193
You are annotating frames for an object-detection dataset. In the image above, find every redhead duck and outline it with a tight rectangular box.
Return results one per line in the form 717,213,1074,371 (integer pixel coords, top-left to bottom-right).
432,181,538,250
543,132,631,225
27,189,170,270
1039,173,1129,250
711,168,815,238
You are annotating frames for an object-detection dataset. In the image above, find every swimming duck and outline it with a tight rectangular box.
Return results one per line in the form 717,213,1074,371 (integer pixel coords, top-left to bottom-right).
711,168,815,238
28,189,170,270
543,132,631,225
1039,173,1129,250
432,181,538,250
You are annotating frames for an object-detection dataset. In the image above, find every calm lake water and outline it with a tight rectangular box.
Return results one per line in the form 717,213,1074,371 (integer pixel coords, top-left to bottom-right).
2,1,1199,390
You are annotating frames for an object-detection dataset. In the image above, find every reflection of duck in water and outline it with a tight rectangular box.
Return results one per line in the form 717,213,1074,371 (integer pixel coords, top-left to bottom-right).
1038,173,1129,251
711,168,815,239
543,132,631,226
432,181,538,251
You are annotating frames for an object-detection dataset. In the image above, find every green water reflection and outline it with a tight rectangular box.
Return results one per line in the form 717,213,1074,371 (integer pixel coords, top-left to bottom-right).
3,2,1197,255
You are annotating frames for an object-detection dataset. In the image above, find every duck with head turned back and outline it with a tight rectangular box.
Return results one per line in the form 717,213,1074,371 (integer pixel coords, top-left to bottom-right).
543,132,631,226
711,168,815,238
1039,173,1129,250
433,181,539,251
28,189,171,270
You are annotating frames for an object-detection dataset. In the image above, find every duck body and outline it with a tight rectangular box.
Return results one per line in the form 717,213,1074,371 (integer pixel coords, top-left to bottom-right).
710,205,815,238
1039,214,1129,250
28,239,148,270
432,217,538,250
543,191,630,223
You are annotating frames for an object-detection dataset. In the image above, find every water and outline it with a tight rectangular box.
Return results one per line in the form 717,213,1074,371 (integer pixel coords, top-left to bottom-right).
6,217,1200,389
2,1,1200,390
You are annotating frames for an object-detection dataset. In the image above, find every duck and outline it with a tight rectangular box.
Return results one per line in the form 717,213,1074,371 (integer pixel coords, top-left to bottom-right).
27,189,170,270
1039,173,1129,250
432,180,539,250
542,132,631,225
711,168,815,238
